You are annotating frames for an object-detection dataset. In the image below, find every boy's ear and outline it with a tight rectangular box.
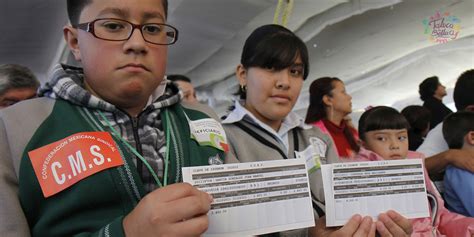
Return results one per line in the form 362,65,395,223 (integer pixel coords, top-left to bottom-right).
236,64,247,86
322,94,332,107
63,26,82,62
466,131,474,146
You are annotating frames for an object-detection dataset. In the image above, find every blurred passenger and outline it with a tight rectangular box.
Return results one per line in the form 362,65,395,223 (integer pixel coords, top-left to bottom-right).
167,74,198,103
419,76,452,130
0,64,39,108
419,69,474,192
305,77,360,159
401,105,431,150
443,111,474,217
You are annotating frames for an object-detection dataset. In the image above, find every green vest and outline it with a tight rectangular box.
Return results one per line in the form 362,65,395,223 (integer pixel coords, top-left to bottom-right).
18,100,225,237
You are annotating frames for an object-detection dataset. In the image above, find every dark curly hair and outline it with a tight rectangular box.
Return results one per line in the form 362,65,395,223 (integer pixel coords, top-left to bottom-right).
418,76,439,101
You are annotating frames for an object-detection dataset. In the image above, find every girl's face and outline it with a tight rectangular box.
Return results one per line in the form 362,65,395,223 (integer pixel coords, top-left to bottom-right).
363,129,409,160
237,57,304,130
326,81,352,116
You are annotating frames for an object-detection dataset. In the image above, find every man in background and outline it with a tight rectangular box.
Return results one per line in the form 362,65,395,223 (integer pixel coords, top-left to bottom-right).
0,64,39,108
420,69,474,193
168,74,198,103
419,76,452,130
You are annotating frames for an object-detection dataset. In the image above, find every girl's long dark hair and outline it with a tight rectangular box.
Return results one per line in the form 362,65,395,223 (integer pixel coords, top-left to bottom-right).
305,77,341,123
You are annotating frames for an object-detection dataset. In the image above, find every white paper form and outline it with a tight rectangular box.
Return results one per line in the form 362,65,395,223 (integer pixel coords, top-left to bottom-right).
182,159,315,236
321,159,430,227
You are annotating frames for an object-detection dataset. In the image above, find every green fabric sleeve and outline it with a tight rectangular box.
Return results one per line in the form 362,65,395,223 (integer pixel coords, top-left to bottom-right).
74,216,126,237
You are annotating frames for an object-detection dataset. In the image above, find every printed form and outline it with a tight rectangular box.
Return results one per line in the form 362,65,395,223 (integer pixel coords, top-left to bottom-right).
322,159,430,227
182,159,315,236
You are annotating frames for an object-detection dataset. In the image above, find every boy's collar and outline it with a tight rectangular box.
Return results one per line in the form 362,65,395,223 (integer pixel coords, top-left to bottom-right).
146,79,168,106
58,64,176,105
39,64,180,112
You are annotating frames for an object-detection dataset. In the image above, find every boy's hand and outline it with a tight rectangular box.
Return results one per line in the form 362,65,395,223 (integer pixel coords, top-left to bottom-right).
376,210,412,237
123,183,212,237
311,214,376,237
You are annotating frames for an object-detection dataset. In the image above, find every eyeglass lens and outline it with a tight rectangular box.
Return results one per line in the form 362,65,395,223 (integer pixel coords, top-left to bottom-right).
93,19,176,44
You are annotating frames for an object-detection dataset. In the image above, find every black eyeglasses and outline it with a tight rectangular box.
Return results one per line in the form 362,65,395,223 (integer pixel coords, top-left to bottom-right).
73,18,178,45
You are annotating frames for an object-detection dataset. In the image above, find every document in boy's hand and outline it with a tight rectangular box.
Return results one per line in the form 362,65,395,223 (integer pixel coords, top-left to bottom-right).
182,159,315,236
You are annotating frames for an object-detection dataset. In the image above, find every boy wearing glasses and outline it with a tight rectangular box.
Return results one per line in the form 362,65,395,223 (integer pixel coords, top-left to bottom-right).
0,0,229,236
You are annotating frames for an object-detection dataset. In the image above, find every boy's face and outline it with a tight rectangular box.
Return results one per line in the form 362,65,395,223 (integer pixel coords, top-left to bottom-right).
465,131,474,149
65,0,168,111
363,129,409,160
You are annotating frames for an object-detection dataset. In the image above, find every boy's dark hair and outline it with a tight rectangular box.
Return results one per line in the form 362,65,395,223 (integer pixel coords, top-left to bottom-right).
418,76,439,101
236,24,309,100
167,74,191,83
67,0,169,25
358,106,410,142
401,105,431,135
453,69,474,111
0,64,40,96
442,111,474,149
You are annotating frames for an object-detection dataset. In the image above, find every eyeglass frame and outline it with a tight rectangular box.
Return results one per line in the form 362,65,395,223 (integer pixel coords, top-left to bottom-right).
72,18,179,45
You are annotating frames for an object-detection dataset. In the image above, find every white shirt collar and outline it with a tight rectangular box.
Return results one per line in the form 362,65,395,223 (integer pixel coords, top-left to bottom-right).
222,101,311,151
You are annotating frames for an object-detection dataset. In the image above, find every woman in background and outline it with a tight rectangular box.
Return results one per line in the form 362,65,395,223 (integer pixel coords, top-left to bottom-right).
305,77,360,159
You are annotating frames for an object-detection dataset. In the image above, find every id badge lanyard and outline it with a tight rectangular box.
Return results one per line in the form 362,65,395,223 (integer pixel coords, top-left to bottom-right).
98,110,172,188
